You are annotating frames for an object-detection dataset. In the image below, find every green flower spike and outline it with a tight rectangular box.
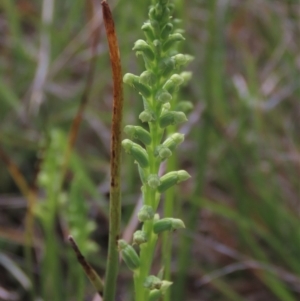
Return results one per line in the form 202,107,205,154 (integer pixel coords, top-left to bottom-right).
121,0,192,300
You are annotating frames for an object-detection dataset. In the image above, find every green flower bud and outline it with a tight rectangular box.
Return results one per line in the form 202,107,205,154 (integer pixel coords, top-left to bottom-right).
153,218,185,234
123,73,151,98
122,139,149,168
162,133,184,151
154,4,163,19
153,39,161,56
139,110,155,123
160,280,173,293
159,111,187,128
144,275,162,290
157,170,191,192
138,205,155,222
159,57,176,77
148,289,162,301
133,39,155,61
141,22,155,41
161,23,173,39
133,230,148,245
155,89,172,104
172,54,194,68
140,70,156,87
124,125,152,145
180,71,193,85
118,240,140,271
147,174,160,189
163,74,184,93
154,145,172,160
162,102,171,110
175,101,193,113
162,33,185,52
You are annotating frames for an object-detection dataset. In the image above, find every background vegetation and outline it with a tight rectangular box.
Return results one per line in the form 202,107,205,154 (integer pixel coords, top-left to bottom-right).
0,0,299,300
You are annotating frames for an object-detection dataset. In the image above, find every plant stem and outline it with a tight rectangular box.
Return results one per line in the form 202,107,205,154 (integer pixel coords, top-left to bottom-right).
101,1,124,300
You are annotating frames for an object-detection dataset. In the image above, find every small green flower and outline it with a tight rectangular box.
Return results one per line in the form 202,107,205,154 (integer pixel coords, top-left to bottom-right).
124,125,152,145
153,218,185,234
162,133,184,151
133,230,148,245
159,111,187,128
138,205,155,222
157,170,191,192
122,139,149,168
118,240,140,271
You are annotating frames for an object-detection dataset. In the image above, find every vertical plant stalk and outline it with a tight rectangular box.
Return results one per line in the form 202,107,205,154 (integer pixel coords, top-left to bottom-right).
68,236,104,296
101,1,124,300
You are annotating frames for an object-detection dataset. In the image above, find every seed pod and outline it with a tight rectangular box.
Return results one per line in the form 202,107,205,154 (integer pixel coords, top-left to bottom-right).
147,174,160,189
175,101,193,114
162,133,184,151
148,289,162,301
141,22,155,41
133,39,155,61
162,33,185,52
159,111,187,128
133,230,148,245
123,73,151,98
138,205,155,222
154,145,172,160
153,218,185,234
161,23,173,39
122,139,149,168
144,275,162,290
157,170,191,193
163,74,184,94
118,240,140,271
172,54,194,68
124,125,152,145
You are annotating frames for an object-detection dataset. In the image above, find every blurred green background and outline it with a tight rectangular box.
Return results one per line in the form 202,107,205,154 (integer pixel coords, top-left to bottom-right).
0,0,299,300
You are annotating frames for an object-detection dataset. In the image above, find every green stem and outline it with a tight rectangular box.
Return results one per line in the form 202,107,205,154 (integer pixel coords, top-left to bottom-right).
101,1,124,300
